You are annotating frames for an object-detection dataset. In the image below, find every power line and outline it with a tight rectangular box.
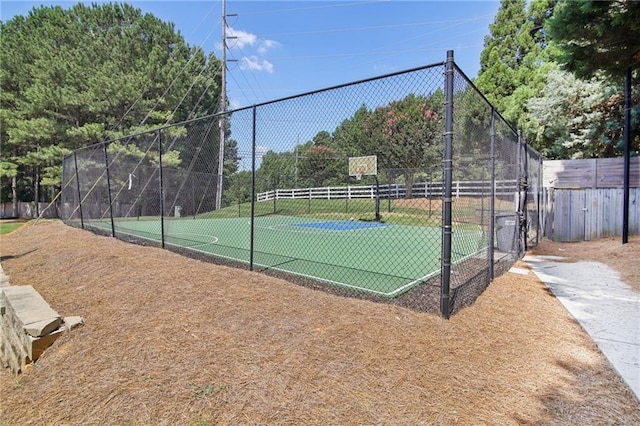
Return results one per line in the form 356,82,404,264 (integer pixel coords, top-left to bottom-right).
236,0,390,16
260,44,484,61
258,15,494,37
107,2,219,134
231,44,272,104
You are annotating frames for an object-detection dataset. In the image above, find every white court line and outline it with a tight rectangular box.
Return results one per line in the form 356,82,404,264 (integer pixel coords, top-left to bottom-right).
164,232,219,248
386,246,489,297
110,227,219,249
106,223,489,299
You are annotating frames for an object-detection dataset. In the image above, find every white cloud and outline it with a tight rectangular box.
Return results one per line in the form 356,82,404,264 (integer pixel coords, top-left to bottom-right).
226,27,257,49
255,145,269,157
224,27,279,74
229,99,242,110
240,56,274,73
257,39,280,54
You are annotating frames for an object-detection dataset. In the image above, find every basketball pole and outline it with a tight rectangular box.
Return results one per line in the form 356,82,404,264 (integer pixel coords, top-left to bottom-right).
374,176,381,222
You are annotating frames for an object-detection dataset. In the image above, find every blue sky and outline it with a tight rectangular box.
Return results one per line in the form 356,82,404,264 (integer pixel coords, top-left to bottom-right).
1,0,500,110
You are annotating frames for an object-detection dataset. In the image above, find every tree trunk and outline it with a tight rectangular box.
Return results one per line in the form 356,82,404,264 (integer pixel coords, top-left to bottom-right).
11,175,18,217
34,167,40,216
11,147,18,216
404,171,415,199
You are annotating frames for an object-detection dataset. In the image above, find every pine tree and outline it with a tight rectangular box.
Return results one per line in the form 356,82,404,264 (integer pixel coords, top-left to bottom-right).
476,0,529,113
0,3,223,205
476,0,557,147
546,0,640,80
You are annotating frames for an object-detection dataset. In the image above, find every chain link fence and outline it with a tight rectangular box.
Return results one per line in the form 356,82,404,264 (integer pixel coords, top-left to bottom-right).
60,51,542,317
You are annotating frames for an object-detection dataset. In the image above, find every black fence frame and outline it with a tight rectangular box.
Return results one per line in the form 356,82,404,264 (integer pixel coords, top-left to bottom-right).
60,51,542,318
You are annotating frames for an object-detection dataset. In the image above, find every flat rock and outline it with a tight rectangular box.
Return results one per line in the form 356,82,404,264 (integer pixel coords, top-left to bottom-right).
0,263,10,287
28,327,65,361
64,316,85,330
2,285,61,337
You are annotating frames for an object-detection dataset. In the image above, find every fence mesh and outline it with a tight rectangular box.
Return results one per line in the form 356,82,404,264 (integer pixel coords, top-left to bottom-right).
60,54,542,317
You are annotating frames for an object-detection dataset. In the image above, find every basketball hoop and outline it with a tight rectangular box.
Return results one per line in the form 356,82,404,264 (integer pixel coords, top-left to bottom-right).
349,155,377,181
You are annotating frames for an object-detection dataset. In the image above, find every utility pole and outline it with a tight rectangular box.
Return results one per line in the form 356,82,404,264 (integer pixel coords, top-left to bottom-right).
216,0,236,210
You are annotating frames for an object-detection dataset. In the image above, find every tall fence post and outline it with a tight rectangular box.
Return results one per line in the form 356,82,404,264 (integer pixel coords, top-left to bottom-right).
103,143,115,237
158,130,165,249
538,155,543,245
489,108,496,279
73,152,84,229
521,134,529,251
623,66,631,244
440,50,455,319
515,131,523,254
250,106,257,271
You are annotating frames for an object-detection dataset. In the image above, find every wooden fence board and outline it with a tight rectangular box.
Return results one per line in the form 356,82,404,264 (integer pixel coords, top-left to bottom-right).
541,157,639,241
596,157,638,188
544,157,640,189
543,159,596,189
546,188,640,241
584,189,596,240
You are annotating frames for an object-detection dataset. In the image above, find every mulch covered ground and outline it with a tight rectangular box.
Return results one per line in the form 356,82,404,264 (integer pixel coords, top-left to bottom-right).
1,221,639,425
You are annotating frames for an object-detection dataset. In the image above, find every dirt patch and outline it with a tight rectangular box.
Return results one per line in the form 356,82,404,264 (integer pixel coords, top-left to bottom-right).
392,197,442,210
1,221,639,424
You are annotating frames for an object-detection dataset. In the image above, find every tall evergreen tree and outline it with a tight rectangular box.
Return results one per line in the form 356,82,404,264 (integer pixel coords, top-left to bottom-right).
476,0,558,144
0,3,222,206
476,0,529,113
546,0,640,80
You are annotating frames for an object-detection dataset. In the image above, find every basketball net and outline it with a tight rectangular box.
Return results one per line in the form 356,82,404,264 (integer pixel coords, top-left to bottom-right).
355,167,366,181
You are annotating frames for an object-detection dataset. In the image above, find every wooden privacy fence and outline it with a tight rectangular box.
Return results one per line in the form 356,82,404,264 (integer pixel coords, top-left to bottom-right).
543,157,640,241
0,202,59,219
545,188,640,241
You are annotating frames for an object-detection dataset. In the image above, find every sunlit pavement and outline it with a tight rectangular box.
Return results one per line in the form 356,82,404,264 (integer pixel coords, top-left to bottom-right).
524,254,640,402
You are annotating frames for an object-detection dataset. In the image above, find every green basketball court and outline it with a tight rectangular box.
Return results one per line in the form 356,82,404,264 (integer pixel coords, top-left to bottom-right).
87,214,486,298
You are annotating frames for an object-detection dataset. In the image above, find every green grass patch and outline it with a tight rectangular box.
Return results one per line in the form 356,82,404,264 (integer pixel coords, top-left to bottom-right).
192,383,225,398
0,221,27,235
198,198,443,227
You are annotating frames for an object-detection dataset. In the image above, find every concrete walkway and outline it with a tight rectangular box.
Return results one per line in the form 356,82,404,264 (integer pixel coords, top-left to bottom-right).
524,255,640,402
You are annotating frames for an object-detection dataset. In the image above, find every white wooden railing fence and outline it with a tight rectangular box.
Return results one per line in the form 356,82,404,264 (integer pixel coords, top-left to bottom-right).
257,180,518,202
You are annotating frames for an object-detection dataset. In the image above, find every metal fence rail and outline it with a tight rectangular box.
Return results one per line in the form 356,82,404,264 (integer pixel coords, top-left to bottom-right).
60,50,542,318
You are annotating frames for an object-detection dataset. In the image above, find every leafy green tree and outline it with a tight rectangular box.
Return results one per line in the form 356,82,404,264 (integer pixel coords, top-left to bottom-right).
504,0,557,140
362,94,442,197
0,3,222,208
528,69,639,158
299,144,343,188
540,0,640,158
546,0,640,80
330,105,370,158
224,170,252,206
256,149,299,193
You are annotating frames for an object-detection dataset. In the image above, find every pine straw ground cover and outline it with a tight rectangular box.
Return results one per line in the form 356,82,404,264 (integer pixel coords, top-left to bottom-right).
1,221,639,425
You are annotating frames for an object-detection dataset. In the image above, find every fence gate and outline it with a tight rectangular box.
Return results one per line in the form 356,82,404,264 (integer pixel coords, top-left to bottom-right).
545,187,640,241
